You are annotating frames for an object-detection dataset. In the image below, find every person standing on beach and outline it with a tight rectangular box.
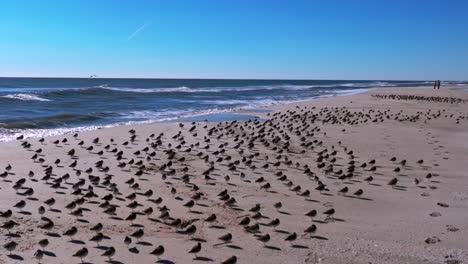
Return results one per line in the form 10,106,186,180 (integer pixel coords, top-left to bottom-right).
437,80,441,89
433,81,437,89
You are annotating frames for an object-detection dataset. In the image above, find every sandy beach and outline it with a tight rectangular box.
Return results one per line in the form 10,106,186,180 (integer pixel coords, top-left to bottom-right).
1,86,467,264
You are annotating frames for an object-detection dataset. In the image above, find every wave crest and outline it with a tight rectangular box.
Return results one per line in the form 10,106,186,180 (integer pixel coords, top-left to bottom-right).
1,93,51,102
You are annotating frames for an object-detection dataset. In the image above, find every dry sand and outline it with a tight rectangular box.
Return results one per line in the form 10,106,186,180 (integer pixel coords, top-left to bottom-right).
0,86,467,264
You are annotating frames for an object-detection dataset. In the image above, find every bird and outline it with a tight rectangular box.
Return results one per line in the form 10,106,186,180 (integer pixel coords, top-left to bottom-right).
3,241,17,253
388,178,398,187
124,236,132,247
304,224,317,236
338,186,349,196
218,233,233,243
102,246,116,260
90,232,105,246
1,220,19,234
150,245,165,260
34,249,44,263
90,222,103,232
221,255,237,264
353,189,363,198
285,232,297,243
305,209,317,219
323,208,335,220
13,200,26,210
72,247,88,263
273,202,282,211
188,242,202,257
205,213,217,224
63,226,78,240
0,209,12,219
257,233,270,245
130,229,144,240
38,238,49,249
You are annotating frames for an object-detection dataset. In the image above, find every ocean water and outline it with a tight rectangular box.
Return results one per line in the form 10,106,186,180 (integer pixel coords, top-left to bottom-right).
0,78,463,141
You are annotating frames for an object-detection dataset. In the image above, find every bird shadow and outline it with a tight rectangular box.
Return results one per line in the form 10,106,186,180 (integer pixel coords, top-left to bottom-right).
208,225,225,229
156,260,175,264
136,241,153,246
106,260,124,264
312,220,327,224
225,244,243,250
278,211,291,215
292,244,309,249
50,208,62,213
264,245,281,251
43,250,57,257
305,199,320,203
45,232,61,237
77,218,90,223
18,211,32,215
7,254,23,260
310,235,328,240
5,233,21,238
190,238,208,243
70,239,86,244
193,256,214,262
274,229,290,234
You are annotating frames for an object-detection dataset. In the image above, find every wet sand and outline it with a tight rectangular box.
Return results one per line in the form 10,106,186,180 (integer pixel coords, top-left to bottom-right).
1,86,467,264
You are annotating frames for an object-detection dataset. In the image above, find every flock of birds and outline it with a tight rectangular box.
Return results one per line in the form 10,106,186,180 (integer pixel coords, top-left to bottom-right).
0,98,464,263
371,93,468,105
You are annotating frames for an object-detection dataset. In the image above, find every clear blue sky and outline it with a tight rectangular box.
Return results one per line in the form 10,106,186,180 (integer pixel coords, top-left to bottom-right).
1,0,467,80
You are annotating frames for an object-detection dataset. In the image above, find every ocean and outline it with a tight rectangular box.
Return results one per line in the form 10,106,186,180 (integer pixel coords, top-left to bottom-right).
0,78,464,141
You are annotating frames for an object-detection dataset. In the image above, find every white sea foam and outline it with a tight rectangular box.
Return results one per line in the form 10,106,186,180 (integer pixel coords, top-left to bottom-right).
1,93,51,102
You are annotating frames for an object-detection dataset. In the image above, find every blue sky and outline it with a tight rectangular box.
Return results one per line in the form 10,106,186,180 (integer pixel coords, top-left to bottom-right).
0,0,467,80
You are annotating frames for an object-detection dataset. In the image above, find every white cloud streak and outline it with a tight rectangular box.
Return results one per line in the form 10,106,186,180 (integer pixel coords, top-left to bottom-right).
127,21,150,41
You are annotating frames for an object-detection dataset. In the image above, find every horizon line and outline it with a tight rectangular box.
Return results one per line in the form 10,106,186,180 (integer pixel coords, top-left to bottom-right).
0,76,461,82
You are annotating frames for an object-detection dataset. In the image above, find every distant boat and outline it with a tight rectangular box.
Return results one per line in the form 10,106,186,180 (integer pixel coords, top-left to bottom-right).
88,75,98,79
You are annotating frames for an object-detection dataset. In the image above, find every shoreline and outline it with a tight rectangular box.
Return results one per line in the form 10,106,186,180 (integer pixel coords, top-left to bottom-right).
0,85,440,142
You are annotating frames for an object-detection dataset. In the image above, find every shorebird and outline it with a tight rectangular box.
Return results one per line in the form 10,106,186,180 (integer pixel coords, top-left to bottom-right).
124,236,132,247
304,224,317,236
0,209,12,219
4,241,17,254
72,247,88,263
34,249,44,263
285,232,297,244
353,189,363,198
388,178,398,188
188,242,202,257
63,226,78,241
130,229,144,241
38,238,49,249
338,186,349,196
257,233,270,245
90,222,103,232
13,200,26,211
150,245,165,260
102,246,116,261
273,202,282,211
1,220,19,234
323,208,335,220
222,255,237,264
218,233,233,244
90,232,105,246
